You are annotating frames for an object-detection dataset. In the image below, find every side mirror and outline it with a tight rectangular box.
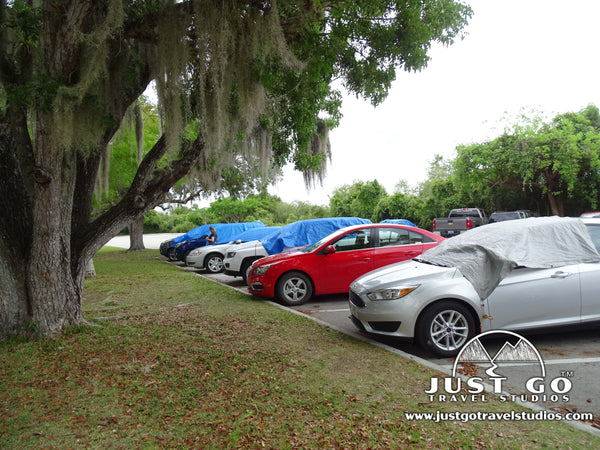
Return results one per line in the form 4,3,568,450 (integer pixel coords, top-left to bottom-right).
323,245,336,254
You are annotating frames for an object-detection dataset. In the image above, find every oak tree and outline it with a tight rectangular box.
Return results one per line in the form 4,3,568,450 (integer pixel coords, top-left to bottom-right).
0,0,472,338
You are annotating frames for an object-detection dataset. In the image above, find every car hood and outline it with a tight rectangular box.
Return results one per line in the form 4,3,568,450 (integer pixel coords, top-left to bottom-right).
226,240,260,253
253,250,305,267
351,259,457,292
192,243,229,255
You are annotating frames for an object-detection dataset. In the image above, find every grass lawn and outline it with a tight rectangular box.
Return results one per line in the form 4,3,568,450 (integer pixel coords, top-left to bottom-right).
1,247,599,448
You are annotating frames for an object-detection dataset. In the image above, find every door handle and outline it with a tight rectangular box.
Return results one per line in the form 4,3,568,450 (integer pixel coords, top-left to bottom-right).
551,271,572,279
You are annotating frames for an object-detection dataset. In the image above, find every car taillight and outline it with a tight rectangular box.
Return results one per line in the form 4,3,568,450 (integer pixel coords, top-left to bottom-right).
466,218,472,229
432,219,436,230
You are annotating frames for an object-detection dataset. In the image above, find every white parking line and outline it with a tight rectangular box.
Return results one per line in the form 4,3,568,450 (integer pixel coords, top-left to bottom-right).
301,308,349,313
440,357,600,369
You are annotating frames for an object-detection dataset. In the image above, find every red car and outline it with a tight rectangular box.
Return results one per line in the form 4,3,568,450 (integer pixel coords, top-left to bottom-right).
247,223,444,306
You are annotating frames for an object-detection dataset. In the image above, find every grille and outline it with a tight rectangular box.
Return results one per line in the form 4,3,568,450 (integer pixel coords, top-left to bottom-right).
369,321,401,333
349,290,365,308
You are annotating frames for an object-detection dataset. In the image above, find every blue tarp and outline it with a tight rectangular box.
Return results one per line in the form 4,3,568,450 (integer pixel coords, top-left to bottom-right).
172,221,265,245
260,217,371,255
380,219,416,227
235,226,281,242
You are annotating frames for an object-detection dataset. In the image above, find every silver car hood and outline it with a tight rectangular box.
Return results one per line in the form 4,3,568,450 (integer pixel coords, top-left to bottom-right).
351,259,457,291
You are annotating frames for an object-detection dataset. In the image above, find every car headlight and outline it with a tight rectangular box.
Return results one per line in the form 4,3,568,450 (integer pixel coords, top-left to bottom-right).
366,286,418,301
226,251,236,258
252,264,272,276
190,249,202,256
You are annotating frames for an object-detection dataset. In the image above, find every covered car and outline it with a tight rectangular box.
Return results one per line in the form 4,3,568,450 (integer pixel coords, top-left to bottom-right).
167,221,265,261
248,223,443,306
349,217,600,357
380,219,416,227
186,226,281,273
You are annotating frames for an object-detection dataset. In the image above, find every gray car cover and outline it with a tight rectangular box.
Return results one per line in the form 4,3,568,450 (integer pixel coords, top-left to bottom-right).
418,216,600,299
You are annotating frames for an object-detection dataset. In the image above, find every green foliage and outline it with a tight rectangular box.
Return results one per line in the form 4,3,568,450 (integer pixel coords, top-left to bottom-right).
330,180,388,221
453,105,600,216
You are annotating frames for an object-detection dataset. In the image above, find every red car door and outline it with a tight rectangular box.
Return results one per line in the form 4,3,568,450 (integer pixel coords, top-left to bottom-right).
313,228,375,295
371,227,428,269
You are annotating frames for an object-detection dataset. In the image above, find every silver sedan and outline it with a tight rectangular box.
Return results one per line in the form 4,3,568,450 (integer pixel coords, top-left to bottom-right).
349,217,600,357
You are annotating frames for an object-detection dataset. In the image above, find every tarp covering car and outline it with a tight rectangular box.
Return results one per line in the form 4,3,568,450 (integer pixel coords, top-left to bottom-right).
259,217,371,255
380,219,416,227
172,221,265,245
418,216,600,299
234,226,281,243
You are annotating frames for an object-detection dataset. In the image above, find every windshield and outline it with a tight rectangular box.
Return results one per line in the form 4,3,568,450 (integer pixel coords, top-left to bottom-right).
301,227,349,253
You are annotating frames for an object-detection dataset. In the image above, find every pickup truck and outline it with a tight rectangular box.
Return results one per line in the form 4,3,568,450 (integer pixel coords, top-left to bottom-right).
432,208,488,237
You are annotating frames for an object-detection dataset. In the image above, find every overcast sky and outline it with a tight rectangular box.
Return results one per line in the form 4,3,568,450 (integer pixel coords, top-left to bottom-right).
267,0,600,206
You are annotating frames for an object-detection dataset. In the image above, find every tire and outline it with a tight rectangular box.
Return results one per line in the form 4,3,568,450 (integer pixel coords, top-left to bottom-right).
167,247,178,261
276,271,313,306
240,259,255,282
205,253,224,273
417,301,476,358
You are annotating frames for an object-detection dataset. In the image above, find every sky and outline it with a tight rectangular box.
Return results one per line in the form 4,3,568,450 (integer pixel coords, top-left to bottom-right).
267,0,600,206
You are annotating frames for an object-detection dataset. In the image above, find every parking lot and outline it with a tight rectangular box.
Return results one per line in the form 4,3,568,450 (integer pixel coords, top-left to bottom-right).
106,235,600,432
173,263,600,431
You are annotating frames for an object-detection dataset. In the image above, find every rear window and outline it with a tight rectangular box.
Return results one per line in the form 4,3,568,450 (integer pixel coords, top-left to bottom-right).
449,209,482,218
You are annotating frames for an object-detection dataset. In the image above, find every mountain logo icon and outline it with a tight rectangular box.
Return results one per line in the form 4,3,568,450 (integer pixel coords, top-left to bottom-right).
451,330,545,379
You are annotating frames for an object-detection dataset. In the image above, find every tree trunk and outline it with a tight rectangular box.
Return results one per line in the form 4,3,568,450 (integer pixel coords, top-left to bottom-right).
129,217,146,251
86,259,96,278
544,169,565,216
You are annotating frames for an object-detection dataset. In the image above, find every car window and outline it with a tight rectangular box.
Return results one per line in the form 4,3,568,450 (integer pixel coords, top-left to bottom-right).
331,229,372,252
585,224,600,253
378,228,431,247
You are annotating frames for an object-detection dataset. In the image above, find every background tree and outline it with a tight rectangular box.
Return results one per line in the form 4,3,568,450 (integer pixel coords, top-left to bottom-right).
453,105,600,216
0,0,472,338
94,97,162,250
329,179,388,221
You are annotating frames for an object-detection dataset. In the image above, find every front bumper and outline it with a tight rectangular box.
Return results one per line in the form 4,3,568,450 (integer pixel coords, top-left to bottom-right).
348,288,418,338
247,274,275,297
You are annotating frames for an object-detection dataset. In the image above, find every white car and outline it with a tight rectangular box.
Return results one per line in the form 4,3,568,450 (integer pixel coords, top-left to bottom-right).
349,217,600,357
223,239,267,281
186,243,231,273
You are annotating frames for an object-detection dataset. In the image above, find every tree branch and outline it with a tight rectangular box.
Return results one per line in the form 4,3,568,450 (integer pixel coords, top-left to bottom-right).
75,134,206,260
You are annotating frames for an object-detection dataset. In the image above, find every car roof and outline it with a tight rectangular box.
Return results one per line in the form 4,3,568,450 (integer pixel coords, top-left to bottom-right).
582,218,600,224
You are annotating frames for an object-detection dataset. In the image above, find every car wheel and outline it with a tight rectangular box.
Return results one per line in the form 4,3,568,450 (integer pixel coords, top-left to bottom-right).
276,271,313,306
205,253,224,273
167,247,178,261
241,259,256,282
417,301,476,358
